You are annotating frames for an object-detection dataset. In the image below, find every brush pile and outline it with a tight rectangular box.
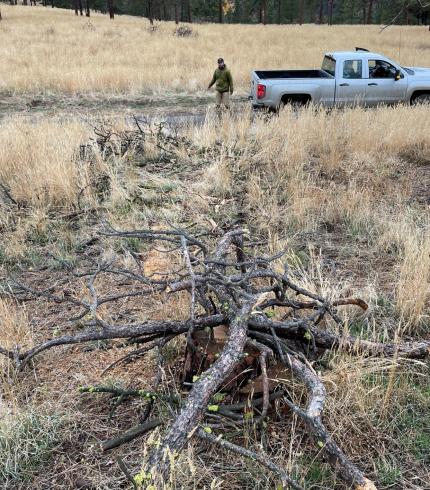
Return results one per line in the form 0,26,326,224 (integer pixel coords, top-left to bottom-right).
2,225,429,489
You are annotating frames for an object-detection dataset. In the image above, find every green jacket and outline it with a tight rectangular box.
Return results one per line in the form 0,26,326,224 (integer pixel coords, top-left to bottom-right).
208,67,233,93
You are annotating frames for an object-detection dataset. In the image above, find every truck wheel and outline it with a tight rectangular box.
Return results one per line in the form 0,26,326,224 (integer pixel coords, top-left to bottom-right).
412,93,430,105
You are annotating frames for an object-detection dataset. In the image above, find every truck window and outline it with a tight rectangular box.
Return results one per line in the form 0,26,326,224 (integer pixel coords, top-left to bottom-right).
369,60,398,79
343,60,363,79
322,56,336,76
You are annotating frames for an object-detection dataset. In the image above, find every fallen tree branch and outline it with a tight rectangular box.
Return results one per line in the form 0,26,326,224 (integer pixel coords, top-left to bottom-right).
144,298,257,481
2,225,427,489
102,419,162,451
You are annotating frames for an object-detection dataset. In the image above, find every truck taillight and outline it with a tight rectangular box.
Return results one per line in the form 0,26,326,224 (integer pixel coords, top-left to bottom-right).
257,83,266,99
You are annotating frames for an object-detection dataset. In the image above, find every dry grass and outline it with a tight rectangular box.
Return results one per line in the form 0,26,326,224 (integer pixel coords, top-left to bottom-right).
0,299,32,384
1,5,430,96
189,105,430,326
396,232,430,329
0,118,93,210
0,7,429,488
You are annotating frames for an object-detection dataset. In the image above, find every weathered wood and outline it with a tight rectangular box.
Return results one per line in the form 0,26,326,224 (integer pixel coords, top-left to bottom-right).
145,299,256,481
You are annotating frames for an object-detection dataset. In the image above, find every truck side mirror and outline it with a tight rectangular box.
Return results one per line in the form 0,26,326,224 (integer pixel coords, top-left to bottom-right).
394,69,402,81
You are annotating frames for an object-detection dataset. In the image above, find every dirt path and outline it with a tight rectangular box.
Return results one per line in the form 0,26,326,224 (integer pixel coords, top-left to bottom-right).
0,92,250,126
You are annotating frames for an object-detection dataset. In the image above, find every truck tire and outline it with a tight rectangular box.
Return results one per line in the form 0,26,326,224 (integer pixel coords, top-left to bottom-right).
412,93,430,105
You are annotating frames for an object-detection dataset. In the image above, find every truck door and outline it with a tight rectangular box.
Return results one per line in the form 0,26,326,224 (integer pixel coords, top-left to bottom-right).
336,59,368,106
365,60,408,106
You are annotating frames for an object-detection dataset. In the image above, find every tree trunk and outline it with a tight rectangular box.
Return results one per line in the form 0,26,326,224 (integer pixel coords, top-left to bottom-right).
328,0,334,25
107,0,114,19
23,0,28,5
299,0,304,25
218,0,223,23
74,0,78,15
186,0,192,22
277,0,281,24
362,0,367,24
260,0,266,25
174,0,179,24
318,0,324,24
78,0,83,16
85,0,90,17
148,0,153,24
366,0,374,24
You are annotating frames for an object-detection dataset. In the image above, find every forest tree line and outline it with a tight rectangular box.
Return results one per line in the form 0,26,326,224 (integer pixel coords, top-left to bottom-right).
4,0,430,25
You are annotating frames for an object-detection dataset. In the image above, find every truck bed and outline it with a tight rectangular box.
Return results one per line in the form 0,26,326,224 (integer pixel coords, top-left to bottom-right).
254,69,333,80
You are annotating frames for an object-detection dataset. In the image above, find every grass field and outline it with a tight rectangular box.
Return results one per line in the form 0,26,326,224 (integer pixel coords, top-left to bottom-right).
0,5,429,490
1,5,430,96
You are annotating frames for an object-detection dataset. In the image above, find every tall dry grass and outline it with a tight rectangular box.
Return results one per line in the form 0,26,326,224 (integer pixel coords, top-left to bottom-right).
395,233,430,328
1,104,428,325
1,5,430,95
191,104,430,326
0,118,93,210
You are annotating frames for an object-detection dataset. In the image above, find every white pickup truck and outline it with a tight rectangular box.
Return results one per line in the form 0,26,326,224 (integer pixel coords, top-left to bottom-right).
251,48,430,109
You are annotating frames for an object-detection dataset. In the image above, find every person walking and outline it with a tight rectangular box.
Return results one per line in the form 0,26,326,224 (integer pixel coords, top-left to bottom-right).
207,58,234,110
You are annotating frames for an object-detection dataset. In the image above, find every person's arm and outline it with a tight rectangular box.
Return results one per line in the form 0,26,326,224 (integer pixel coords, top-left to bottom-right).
208,71,216,89
227,70,234,94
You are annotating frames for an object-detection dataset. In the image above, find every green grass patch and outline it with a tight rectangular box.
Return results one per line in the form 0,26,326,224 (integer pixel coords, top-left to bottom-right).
0,409,63,485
